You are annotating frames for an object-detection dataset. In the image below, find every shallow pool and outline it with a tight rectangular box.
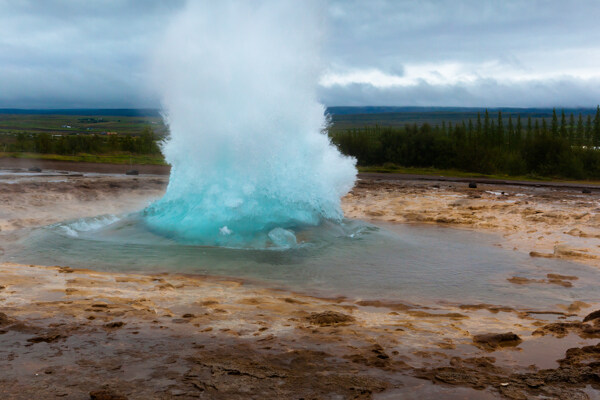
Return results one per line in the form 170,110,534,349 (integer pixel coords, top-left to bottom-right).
3,214,598,308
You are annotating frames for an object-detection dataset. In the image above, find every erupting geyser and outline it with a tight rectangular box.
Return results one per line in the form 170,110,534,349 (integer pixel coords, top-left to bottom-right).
144,1,357,247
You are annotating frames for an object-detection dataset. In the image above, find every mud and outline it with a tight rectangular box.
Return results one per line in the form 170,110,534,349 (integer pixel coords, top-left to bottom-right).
0,170,599,399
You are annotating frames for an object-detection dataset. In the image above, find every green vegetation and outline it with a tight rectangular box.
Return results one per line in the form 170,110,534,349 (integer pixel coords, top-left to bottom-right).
0,152,166,165
2,127,160,155
331,107,600,180
327,107,597,133
4,108,600,179
0,112,165,164
0,113,167,136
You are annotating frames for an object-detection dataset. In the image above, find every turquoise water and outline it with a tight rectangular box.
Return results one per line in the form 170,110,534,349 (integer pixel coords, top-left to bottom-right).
3,214,598,309
148,1,355,246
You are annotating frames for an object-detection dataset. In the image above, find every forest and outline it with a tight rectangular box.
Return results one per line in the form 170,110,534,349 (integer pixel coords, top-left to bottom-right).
0,127,161,156
330,108,600,179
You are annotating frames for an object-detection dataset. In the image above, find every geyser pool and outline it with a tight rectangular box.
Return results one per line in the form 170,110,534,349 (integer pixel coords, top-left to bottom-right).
4,215,600,309
145,1,356,247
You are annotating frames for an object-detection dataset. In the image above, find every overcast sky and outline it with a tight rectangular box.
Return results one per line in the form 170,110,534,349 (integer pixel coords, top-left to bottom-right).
2,0,600,108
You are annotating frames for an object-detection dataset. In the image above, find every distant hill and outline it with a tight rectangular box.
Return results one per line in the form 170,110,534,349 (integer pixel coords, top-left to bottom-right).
0,109,161,117
1,107,598,132
326,106,599,130
325,106,597,115
1,106,596,118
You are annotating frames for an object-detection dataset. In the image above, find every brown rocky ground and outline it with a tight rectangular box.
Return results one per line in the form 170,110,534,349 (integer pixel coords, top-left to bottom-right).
0,262,598,399
343,177,600,267
0,170,599,399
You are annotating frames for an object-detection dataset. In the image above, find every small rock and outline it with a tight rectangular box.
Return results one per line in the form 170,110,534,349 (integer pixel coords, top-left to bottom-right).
525,378,544,388
307,311,355,326
28,167,42,172
370,344,389,360
89,390,128,400
104,321,125,329
27,332,65,343
0,312,11,326
468,182,477,189
583,309,600,323
125,170,139,175
473,332,522,350
547,273,578,281
582,188,592,194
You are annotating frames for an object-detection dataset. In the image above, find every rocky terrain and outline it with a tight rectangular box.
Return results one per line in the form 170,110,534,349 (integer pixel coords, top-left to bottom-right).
343,177,600,267
0,170,599,399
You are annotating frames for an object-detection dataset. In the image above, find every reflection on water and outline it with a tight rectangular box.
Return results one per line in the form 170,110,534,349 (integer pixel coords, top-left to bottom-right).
3,214,599,308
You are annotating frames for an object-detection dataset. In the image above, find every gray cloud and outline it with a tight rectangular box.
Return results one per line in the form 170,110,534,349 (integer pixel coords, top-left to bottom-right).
319,78,600,108
1,0,600,108
0,0,183,108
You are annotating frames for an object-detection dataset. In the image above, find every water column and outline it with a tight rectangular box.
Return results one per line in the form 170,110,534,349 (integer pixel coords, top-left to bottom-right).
144,1,356,247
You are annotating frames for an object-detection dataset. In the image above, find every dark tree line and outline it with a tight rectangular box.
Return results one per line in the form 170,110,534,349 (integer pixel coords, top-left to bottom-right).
330,108,600,179
2,127,161,155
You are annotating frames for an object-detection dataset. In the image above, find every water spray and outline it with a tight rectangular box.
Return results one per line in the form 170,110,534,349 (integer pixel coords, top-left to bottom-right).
144,1,356,247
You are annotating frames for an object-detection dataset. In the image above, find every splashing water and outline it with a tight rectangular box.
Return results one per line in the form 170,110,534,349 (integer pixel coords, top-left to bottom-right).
143,1,356,247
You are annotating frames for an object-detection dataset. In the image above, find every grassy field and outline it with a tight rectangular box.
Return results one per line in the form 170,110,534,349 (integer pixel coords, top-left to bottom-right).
0,152,167,165
0,113,168,137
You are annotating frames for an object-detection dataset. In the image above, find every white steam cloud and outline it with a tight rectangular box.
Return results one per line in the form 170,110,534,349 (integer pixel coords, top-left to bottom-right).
145,0,357,247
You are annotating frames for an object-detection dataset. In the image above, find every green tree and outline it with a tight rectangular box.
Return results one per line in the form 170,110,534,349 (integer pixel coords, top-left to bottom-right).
569,113,575,142
551,109,559,137
560,110,567,139
576,114,584,145
516,114,522,139
496,111,504,146
467,119,474,143
586,115,593,144
35,133,53,153
507,115,514,148
484,110,490,143
594,106,600,145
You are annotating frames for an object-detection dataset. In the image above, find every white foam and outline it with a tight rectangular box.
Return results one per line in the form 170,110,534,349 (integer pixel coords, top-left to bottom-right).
58,215,121,237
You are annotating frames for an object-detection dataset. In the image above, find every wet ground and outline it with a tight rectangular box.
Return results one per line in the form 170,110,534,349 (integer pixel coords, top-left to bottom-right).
0,168,599,399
